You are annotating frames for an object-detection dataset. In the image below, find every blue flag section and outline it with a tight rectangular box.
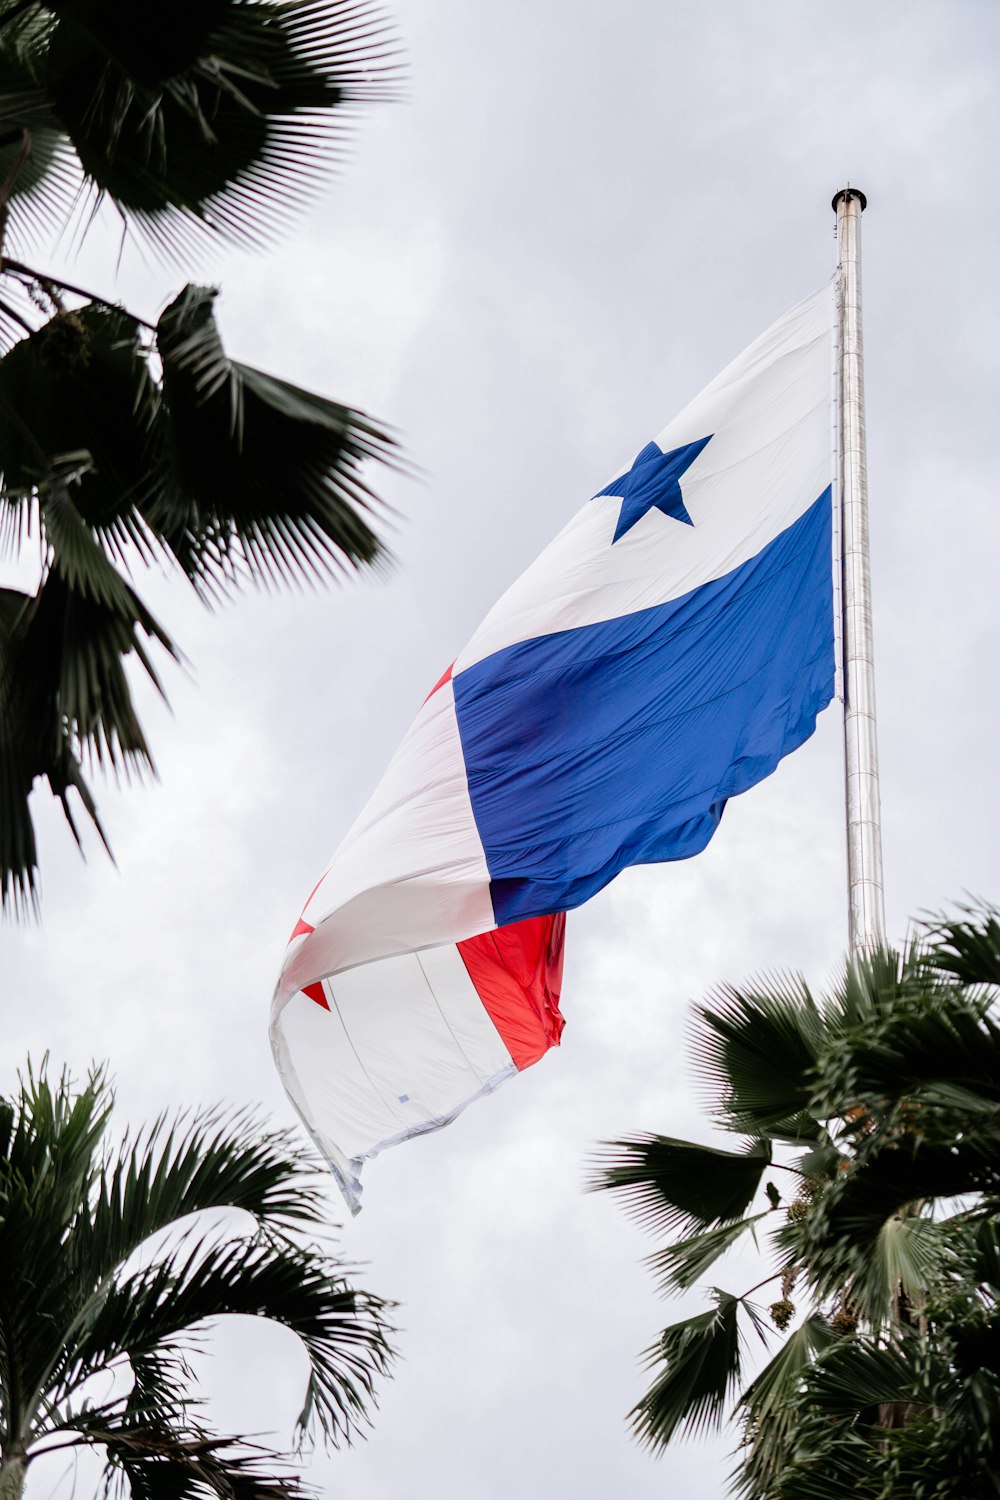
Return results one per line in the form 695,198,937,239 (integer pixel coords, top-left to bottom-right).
456,488,835,925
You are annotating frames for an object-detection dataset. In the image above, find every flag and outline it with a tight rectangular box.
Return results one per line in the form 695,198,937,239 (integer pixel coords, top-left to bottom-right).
272,283,836,1210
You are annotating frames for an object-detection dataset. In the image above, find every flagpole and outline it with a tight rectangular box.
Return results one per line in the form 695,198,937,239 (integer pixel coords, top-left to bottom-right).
833,186,886,952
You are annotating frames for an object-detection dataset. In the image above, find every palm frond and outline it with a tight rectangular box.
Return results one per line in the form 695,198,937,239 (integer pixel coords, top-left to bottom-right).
0,302,164,551
122,1348,204,1433
66,1233,395,1447
0,421,179,907
740,1311,837,1424
152,283,398,592
20,553,175,772
735,1328,991,1500
691,977,824,1139
629,1291,761,1452
796,1204,952,1330
83,1107,333,1285
94,1425,307,1500
600,905,1000,1480
0,583,41,911
860,1216,953,1327
0,9,85,256
798,1336,925,1417
17,0,403,256
970,1219,1000,1292
828,946,907,1030
0,1062,113,1429
811,952,1000,1127
921,902,1000,989
0,280,43,354
3,1060,397,1457
646,1212,771,1295
589,1134,772,1238
734,1314,838,1498
0,581,112,912
0,1058,111,1221
748,1439,880,1500
38,1,233,84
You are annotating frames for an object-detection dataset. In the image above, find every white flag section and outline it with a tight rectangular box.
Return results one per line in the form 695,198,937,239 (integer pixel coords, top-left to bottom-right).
272,283,837,1211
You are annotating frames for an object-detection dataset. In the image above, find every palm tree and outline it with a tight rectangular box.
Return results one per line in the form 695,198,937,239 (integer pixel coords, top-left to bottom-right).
0,1061,397,1500
591,905,1000,1495
0,0,403,912
738,1270,1000,1500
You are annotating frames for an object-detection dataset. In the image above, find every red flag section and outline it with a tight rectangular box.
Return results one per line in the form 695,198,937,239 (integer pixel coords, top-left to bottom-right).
457,913,566,1071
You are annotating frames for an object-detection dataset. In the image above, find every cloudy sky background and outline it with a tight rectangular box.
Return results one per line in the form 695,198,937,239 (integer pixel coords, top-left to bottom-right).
5,2,1000,1497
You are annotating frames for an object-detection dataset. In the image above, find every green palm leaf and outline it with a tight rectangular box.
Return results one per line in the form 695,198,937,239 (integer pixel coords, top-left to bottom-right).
153,283,397,591
0,1063,113,1424
734,1314,838,1499
825,945,907,1030
82,1108,330,1286
0,581,113,913
39,0,234,84
647,1212,772,1295
95,1425,307,1500
602,907,1000,1483
630,1291,763,1451
810,1211,952,1329
800,1337,925,1416
923,904,1000,989
0,6,83,255
18,548,174,769
0,284,398,907
811,949,1000,1126
691,977,824,1140
0,546,176,909
117,1348,200,1434
65,1236,391,1446
970,1219,1000,1292
1,0,402,256
590,1134,772,1237
0,7,409,913
740,1311,837,1422
763,1440,880,1500
0,303,163,555
0,1060,397,1492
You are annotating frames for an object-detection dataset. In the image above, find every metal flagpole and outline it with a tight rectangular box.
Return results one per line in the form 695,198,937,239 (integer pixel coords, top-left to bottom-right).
833,186,886,952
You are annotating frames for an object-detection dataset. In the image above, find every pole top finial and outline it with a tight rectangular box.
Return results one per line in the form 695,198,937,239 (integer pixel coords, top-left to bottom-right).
832,186,867,213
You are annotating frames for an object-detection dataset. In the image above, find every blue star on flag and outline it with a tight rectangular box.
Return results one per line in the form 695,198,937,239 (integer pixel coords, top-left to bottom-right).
594,434,713,543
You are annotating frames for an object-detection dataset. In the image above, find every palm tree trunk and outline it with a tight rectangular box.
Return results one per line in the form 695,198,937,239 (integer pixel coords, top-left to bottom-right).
0,1453,27,1500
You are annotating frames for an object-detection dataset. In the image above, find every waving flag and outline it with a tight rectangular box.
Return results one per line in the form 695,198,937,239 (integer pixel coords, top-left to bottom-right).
272,284,836,1210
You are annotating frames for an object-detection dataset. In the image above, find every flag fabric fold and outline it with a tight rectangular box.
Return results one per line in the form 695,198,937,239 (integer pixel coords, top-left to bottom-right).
272,283,836,1211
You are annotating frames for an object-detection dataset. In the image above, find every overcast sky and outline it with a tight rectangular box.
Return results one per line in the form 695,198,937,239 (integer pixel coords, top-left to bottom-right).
5,3,1000,1498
